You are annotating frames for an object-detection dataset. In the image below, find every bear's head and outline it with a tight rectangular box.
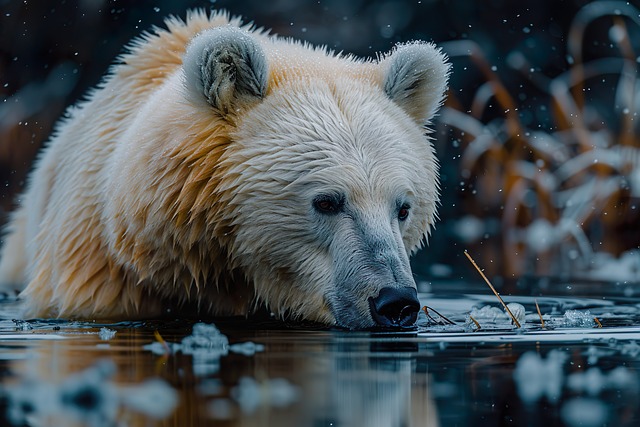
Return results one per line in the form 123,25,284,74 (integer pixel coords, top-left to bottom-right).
181,26,450,329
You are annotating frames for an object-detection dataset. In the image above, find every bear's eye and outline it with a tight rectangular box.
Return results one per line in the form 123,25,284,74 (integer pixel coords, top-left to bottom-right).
313,194,344,215
398,204,410,221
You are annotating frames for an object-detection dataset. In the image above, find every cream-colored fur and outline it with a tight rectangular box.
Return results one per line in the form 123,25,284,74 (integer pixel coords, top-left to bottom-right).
0,10,449,326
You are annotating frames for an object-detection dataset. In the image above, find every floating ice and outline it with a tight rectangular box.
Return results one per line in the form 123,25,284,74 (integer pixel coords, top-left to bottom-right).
59,362,119,425
119,379,178,419
142,323,264,376
12,319,33,331
567,366,638,396
181,323,229,355
3,360,177,426
143,340,181,355
560,397,608,427
466,304,527,330
181,323,229,376
506,303,526,325
231,376,300,415
561,309,595,327
566,368,605,396
229,341,266,356
98,327,116,341
469,305,509,322
5,380,58,426
513,350,567,405
584,345,606,364
607,366,639,392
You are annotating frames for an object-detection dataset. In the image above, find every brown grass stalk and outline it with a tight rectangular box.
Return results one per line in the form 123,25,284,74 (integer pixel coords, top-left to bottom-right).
464,250,522,328
594,317,603,328
469,315,481,331
422,305,456,326
535,299,546,328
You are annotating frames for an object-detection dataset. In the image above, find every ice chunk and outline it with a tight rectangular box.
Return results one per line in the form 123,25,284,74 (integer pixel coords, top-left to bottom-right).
607,366,639,392
119,379,178,419
180,323,229,376
562,310,595,327
4,360,177,425
59,362,119,424
513,350,567,405
566,368,605,396
469,305,509,322
12,319,33,331
506,303,526,325
231,376,299,414
6,381,58,426
181,323,229,355
567,366,638,396
229,341,265,356
143,323,263,376
560,397,608,427
99,327,116,341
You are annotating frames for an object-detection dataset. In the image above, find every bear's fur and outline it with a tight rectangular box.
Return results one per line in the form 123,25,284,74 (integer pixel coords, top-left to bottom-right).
0,10,450,329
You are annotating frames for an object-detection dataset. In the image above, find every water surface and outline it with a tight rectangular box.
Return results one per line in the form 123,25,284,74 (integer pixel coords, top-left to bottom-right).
1,279,640,427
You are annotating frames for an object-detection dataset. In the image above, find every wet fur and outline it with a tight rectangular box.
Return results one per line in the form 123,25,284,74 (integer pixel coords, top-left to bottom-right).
0,10,450,326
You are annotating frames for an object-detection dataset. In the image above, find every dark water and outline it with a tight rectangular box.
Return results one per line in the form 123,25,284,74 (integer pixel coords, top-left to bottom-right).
1,280,640,427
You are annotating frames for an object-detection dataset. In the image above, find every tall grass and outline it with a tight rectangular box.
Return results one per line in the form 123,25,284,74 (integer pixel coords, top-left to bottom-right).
440,1,640,280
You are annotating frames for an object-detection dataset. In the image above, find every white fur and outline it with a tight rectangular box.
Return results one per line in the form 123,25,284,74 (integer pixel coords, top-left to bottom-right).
183,26,268,113
381,42,451,124
0,10,450,327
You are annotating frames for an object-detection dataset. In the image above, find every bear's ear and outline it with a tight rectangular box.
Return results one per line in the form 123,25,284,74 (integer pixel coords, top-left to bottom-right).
379,42,451,125
183,26,268,115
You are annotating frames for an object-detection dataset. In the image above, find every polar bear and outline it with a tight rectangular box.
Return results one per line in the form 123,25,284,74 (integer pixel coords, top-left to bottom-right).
0,10,450,329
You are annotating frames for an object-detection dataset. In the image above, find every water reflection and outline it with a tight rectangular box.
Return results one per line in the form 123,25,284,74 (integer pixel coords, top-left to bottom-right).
1,288,640,426
323,339,438,427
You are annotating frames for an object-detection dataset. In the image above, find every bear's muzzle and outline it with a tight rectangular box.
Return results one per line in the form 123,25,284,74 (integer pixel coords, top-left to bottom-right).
368,286,420,328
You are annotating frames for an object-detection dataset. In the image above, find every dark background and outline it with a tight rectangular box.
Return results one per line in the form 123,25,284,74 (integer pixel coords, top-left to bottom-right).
1,0,637,284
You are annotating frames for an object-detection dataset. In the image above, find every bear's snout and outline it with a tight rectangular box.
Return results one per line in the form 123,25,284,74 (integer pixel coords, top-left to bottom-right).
368,286,420,328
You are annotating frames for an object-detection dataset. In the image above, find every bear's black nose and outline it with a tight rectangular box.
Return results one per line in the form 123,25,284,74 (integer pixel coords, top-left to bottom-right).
368,286,420,328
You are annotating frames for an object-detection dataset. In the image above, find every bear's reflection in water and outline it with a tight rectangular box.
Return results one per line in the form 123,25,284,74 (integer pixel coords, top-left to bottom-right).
0,316,440,427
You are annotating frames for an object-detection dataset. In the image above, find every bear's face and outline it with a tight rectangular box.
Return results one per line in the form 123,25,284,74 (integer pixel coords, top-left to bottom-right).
182,27,449,329
227,80,439,329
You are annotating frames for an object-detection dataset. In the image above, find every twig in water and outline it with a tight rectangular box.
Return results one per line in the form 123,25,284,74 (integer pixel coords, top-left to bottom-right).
594,317,603,328
422,305,456,326
422,306,438,324
535,299,546,328
464,250,522,328
469,315,481,331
